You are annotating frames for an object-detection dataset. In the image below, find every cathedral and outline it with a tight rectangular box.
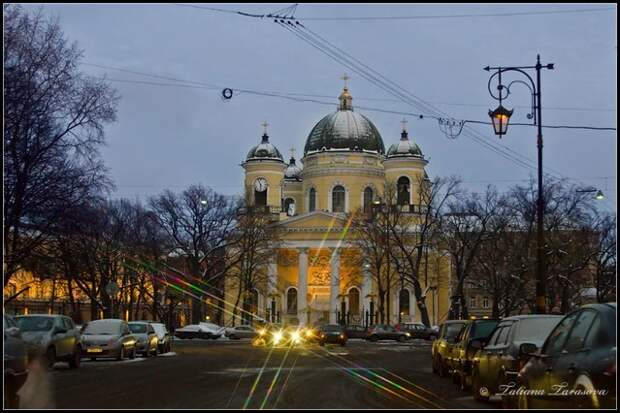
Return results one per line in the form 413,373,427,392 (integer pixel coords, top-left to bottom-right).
224,79,451,327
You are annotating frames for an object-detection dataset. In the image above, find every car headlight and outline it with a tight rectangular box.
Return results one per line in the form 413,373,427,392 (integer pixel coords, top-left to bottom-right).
405,332,411,337
273,331,283,344
291,331,301,343
258,329,266,336
305,329,314,337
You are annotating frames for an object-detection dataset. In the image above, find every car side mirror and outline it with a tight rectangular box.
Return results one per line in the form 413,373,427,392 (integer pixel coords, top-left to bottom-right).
519,342,538,356
6,326,21,338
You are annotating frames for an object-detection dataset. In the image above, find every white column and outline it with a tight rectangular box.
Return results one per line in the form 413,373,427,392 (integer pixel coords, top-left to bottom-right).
329,248,340,324
362,263,371,316
297,248,308,326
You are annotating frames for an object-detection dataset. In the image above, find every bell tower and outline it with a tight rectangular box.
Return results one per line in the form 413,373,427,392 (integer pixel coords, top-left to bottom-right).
242,122,286,211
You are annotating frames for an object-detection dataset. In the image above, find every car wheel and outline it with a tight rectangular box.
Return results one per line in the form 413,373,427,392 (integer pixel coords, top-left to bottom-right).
46,346,56,368
68,346,81,369
472,370,488,402
398,335,406,342
370,336,378,342
152,344,158,357
4,380,20,409
117,346,125,361
229,334,236,340
340,341,346,347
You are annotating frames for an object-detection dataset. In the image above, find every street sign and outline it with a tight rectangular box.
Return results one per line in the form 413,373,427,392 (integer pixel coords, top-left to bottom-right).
105,281,120,297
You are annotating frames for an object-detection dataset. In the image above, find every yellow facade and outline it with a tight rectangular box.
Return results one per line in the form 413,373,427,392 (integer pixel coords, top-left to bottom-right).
226,84,452,327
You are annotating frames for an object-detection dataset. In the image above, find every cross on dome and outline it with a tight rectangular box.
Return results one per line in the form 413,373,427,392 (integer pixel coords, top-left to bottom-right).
401,118,408,132
261,121,269,135
341,73,349,89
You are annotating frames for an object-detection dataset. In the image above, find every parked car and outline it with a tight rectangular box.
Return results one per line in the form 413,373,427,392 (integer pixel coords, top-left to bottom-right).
4,314,28,409
344,324,367,339
517,303,616,409
81,319,137,360
365,324,411,342
226,325,257,340
174,323,223,340
470,315,563,406
318,324,347,346
128,322,158,357
150,322,172,353
449,318,500,390
15,314,82,368
432,320,467,377
396,322,439,340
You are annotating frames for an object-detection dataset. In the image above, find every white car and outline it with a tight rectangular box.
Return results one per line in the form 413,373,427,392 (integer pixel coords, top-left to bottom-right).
150,323,172,353
174,323,223,340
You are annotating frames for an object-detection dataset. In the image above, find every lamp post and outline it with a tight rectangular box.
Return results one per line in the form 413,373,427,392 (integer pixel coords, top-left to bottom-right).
485,54,554,314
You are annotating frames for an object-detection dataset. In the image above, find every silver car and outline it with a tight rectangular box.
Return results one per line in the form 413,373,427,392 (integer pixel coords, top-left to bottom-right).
128,322,158,357
150,322,172,354
226,325,257,340
4,314,28,409
81,319,137,360
15,314,82,368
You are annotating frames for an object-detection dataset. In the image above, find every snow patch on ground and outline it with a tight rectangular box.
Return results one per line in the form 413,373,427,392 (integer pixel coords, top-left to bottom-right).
157,352,178,357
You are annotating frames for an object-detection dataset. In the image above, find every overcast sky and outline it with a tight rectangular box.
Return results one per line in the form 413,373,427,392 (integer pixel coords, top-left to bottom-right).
21,3,617,210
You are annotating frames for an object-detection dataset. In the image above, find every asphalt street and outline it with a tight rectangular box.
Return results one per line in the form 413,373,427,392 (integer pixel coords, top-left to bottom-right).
18,339,500,409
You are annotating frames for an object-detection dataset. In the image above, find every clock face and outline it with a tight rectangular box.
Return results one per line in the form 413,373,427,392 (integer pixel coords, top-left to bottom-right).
254,178,268,192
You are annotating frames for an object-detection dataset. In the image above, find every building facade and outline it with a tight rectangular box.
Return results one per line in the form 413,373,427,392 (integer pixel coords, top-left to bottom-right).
225,82,452,327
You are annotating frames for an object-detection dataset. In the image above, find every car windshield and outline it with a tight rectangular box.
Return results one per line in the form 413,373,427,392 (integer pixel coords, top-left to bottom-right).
83,321,121,335
516,317,562,342
472,321,499,339
129,324,147,333
16,316,54,332
444,323,466,339
323,325,342,332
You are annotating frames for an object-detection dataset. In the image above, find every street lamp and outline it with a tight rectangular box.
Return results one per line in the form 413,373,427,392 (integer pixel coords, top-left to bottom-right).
576,188,606,200
485,54,554,314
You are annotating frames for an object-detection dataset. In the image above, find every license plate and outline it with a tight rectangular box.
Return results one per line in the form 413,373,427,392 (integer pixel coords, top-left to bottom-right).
87,347,103,353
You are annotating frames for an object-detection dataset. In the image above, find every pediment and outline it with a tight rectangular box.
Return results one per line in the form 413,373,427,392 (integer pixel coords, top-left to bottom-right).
274,211,348,230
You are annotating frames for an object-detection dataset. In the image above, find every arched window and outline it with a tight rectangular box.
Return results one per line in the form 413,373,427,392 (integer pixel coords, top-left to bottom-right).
255,190,267,207
348,288,360,315
309,188,316,212
363,187,373,214
284,198,295,216
332,185,345,212
399,289,410,316
286,288,298,314
397,176,410,206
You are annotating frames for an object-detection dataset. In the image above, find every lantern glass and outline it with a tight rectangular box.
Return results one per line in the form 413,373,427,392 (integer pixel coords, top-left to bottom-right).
488,105,513,136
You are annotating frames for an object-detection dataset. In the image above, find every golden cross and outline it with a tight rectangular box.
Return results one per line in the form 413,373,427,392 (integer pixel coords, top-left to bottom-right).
290,146,296,159
341,73,349,89
401,118,408,132
261,121,269,135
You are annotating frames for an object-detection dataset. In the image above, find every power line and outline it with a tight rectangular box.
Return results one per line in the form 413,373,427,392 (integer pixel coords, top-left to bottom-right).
90,64,616,132
296,7,617,21
172,4,616,21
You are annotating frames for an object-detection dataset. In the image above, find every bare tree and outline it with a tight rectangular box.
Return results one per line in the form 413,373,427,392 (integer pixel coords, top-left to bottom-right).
441,186,506,319
387,176,461,326
149,185,238,324
226,205,280,326
3,5,118,286
592,213,616,303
